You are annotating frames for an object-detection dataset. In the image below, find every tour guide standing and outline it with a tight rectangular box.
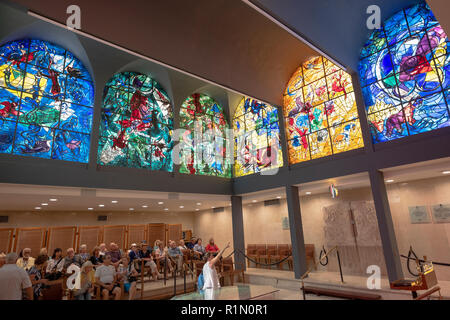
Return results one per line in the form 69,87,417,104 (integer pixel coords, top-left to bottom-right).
202,242,230,290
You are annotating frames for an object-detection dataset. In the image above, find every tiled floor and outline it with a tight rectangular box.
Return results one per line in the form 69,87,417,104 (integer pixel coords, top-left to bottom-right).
244,268,450,300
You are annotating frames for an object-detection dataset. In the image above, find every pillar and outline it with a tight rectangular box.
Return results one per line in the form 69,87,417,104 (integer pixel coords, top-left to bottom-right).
231,195,246,271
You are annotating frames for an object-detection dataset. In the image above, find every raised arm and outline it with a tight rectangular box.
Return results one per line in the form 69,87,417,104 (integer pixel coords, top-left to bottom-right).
210,242,230,267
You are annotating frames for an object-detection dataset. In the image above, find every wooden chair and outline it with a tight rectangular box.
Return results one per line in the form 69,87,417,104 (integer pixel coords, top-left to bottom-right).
263,244,278,269
246,244,258,268
93,281,124,300
277,244,290,270
255,244,267,269
41,279,64,300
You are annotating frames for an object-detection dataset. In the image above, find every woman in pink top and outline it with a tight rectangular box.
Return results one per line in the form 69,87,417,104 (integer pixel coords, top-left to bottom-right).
205,238,219,253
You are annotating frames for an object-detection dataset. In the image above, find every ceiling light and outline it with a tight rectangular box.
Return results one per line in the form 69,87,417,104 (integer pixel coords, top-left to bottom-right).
305,192,312,195
211,206,215,209
195,209,200,211
98,204,105,207
88,208,93,210
49,198,57,202
385,179,394,183
142,205,148,208
111,200,118,204
129,208,134,211
442,171,450,175
35,207,41,210
196,202,202,206
164,208,169,211
276,196,281,199
158,201,164,205
41,203,48,206
179,205,184,208
252,200,257,203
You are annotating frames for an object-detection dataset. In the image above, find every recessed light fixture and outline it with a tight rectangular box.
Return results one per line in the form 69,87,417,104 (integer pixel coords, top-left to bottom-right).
158,201,164,205
111,200,118,204
195,209,200,211
442,171,450,175
142,205,148,208
276,196,281,199
129,208,134,211
164,208,169,211
35,207,41,210
98,204,105,207
211,206,215,209
41,203,48,206
196,202,202,206
385,179,395,183
252,200,257,203
49,198,57,202
305,192,312,195
179,205,184,209
88,208,93,210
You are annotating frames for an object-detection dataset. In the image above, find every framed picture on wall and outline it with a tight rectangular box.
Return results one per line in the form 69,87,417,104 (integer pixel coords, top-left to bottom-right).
281,217,289,230
431,204,450,223
408,206,431,224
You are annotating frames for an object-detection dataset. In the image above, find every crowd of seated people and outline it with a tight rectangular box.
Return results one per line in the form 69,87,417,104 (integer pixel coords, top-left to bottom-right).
0,236,225,300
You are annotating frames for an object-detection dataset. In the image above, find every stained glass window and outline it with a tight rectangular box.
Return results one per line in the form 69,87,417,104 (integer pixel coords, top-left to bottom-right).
233,97,283,177
97,72,173,171
0,39,94,162
179,93,231,177
359,3,450,143
284,56,364,164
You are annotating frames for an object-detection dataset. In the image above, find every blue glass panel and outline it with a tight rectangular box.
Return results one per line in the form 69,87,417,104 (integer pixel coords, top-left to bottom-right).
28,40,66,73
52,129,90,162
18,95,60,128
0,119,16,153
13,123,53,158
59,102,93,134
0,87,22,121
65,76,94,106
64,51,92,81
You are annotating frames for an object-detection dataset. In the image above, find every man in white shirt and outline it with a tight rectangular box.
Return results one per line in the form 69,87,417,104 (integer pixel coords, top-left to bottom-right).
94,254,121,300
0,253,33,300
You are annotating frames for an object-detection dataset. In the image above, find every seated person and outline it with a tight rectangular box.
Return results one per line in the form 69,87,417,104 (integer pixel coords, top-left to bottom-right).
94,254,121,300
16,248,35,271
39,248,48,258
98,243,108,257
168,241,183,274
73,261,95,300
205,238,219,253
117,256,138,300
153,240,173,274
46,248,64,278
74,244,90,266
186,237,196,250
63,248,76,269
90,246,103,266
193,238,206,260
107,243,122,268
178,240,188,251
128,244,142,262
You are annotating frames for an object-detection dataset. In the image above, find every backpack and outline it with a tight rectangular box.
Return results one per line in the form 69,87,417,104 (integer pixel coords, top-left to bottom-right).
197,273,204,291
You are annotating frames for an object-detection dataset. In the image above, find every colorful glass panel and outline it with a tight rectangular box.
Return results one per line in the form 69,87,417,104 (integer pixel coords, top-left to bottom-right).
97,72,173,171
359,3,450,143
179,93,231,177
0,39,94,162
233,97,283,177
284,56,364,164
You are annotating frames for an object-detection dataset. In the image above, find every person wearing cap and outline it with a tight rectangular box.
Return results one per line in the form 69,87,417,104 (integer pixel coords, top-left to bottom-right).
74,261,95,300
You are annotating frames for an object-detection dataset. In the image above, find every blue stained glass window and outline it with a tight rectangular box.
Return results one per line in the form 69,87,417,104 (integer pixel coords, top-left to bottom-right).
97,72,173,171
359,3,450,143
0,39,94,162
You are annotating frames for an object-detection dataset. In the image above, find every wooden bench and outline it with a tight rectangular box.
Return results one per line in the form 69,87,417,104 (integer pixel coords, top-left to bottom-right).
303,286,382,300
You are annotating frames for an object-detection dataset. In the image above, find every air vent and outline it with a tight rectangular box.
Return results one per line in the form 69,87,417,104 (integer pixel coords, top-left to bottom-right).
213,207,225,213
168,193,179,200
0,216,9,223
81,189,96,197
97,215,108,221
264,199,280,207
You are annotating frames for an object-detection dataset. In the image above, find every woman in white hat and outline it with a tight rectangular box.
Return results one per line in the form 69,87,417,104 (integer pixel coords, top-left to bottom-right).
73,261,94,300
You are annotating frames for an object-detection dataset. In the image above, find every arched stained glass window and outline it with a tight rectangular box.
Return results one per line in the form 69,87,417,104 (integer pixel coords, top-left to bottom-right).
284,56,364,164
233,97,283,177
0,39,94,162
97,72,173,171
179,93,231,177
359,3,450,143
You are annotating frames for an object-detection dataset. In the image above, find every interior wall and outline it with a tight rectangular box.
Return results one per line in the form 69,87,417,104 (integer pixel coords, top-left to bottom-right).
193,207,234,253
0,210,195,231
387,175,450,281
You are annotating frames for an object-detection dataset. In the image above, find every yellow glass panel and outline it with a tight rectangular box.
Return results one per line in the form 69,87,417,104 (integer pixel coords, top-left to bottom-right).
303,56,324,85
309,129,332,159
303,78,328,107
330,120,364,153
326,92,358,126
323,57,340,75
288,138,310,163
326,70,354,100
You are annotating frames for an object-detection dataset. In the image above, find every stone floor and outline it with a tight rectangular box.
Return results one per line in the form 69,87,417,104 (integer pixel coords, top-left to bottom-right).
244,268,450,300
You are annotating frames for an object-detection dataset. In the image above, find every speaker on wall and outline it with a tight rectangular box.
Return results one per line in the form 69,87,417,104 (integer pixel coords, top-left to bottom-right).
97,215,108,221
